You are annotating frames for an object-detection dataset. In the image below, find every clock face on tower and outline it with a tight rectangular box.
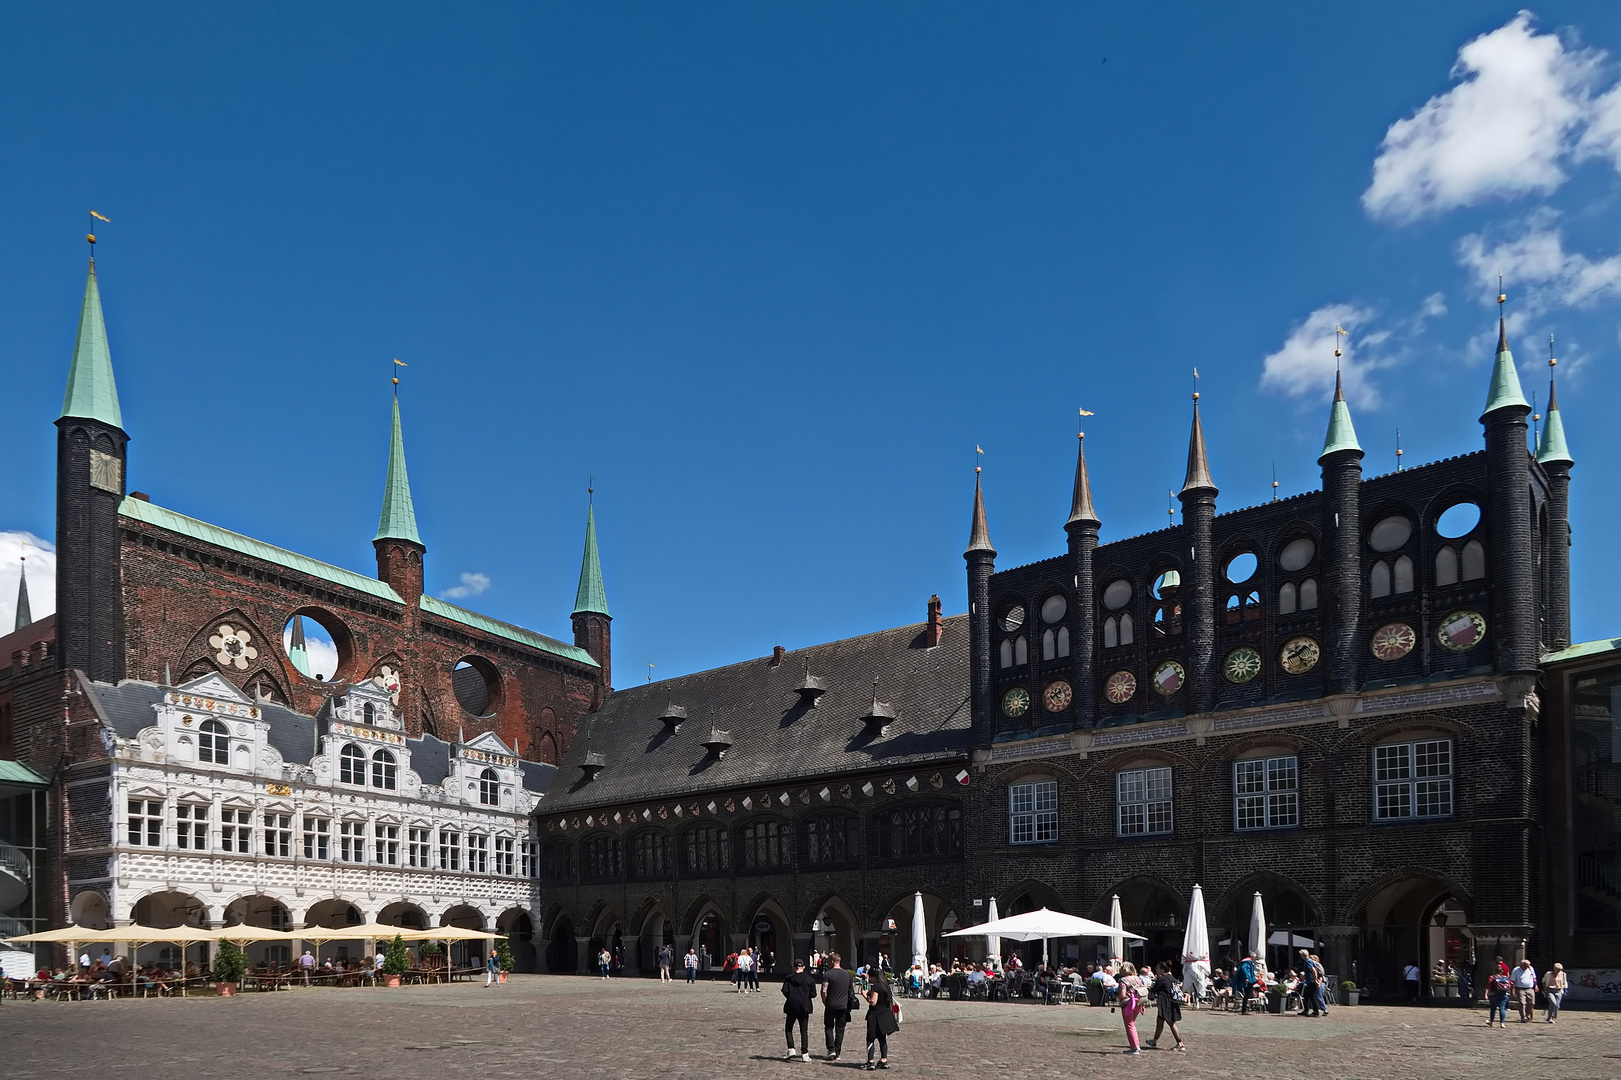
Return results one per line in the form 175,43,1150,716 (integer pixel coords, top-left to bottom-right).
1279,636,1320,676
1370,622,1417,661
1043,680,1073,712
1001,686,1031,719
1152,660,1185,696
1104,670,1136,704
1223,645,1262,684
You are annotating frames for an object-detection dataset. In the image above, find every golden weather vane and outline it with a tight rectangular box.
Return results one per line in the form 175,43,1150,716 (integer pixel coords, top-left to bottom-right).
88,210,109,248
392,358,407,390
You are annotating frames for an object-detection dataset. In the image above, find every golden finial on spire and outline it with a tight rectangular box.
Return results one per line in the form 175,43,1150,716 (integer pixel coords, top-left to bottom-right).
1498,270,1506,308
1395,428,1403,472
1192,367,1199,402
1549,333,1557,370
1168,488,1175,521
1334,323,1347,364
391,357,407,389
1271,462,1278,502
87,209,109,247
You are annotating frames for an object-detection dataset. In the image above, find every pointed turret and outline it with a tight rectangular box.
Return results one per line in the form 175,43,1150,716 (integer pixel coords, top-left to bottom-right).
1481,317,1531,419
60,259,123,430
287,614,311,677
374,396,422,545
1537,376,1573,466
964,468,997,742
1066,433,1100,527
13,557,32,632
966,470,996,556
572,503,610,617
1540,356,1575,649
1180,398,1217,494
571,492,613,696
1319,370,1363,461
1064,430,1100,727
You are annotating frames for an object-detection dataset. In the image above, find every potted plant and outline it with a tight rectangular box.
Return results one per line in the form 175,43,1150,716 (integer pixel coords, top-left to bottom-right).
495,939,514,983
381,934,411,988
1446,975,1458,998
1340,980,1359,1007
213,941,248,996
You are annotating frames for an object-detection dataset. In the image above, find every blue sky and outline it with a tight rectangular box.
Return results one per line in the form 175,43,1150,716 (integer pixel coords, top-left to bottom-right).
3,4,1621,681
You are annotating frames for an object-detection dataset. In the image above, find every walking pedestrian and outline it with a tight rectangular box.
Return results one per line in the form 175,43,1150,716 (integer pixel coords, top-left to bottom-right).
863,971,899,1070
1404,961,1422,1003
1233,954,1258,1015
737,948,754,993
1543,963,1566,1023
1118,962,1146,1055
485,951,499,988
1309,953,1329,1015
684,946,699,984
1296,949,1320,1016
781,958,817,1061
657,943,673,983
1144,961,1187,1051
1486,964,1512,1027
820,952,854,1061
598,947,612,980
1511,958,1538,1022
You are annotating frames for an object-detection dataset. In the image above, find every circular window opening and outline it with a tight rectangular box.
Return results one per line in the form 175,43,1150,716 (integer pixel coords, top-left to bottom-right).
1278,537,1315,572
283,610,348,682
452,657,502,718
1000,604,1026,632
1102,579,1133,611
1225,551,1258,583
1369,515,1413,553
1040,595,1068,624
1152,570,1182,599
1436,502,1481,539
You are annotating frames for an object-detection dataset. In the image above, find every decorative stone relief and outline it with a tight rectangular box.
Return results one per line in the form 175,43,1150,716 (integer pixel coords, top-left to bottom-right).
208,625,259,671
373,665,402,705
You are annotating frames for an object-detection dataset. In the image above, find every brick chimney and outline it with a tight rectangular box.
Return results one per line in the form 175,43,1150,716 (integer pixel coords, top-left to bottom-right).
925,595,943,647
770,645,786,666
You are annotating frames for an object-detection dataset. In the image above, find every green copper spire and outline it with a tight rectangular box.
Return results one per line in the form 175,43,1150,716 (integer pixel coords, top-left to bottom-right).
14,556,32,632
286,614,311,677
1481,317,1531,419
572,499,609,616
374,395,422,545
1537,373,1573,466
59,258,124,429
1319,370,1363,461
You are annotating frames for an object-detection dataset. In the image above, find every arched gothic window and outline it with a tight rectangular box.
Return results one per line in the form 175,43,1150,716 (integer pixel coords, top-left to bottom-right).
1057,626,1070,657
1279,581,1297,614
1042,628,1056,661
1298,578,1318,610
683,826,730,873
371,749,397,790
805,814,856,866
739,820,793,870
1461,540,1485,581
1118,612,1133,645
1103,617,1118,649
629,832,673,879
1392,555,1414,594
878,804,963,859
1371,561,1391,598
1436,545,1459,586
339,743,365,785
479,768,500,806
198,719,230,765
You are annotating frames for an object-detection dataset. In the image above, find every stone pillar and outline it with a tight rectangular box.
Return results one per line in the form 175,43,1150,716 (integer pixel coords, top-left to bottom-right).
621,934,641,976
575,935,591,975
792,932,812,967
1317,926,1358,993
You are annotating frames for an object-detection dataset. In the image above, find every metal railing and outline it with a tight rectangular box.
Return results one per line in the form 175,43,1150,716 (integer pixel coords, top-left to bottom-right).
0,840,31,882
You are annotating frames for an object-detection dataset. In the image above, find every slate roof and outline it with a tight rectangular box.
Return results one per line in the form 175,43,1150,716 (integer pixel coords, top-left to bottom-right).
82,677,320,764
544,615,971,811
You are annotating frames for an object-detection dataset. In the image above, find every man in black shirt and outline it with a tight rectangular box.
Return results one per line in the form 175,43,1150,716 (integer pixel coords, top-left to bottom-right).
820,953,853,1060
782,959,818,1061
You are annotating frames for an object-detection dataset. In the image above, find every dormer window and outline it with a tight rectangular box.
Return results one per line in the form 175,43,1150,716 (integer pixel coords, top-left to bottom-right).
479,767,500,806
372,749,397,790
339,744,365,785
363,702,376,725
199,719,230,765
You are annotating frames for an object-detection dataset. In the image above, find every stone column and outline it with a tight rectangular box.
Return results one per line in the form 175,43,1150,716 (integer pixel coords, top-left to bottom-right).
575,935,591,975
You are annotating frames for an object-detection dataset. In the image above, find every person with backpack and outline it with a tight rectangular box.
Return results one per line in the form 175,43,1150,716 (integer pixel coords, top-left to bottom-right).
1117,962,1147,1055
1144,961,1187,1051
1486,964,1513,1027
863,971,899,1070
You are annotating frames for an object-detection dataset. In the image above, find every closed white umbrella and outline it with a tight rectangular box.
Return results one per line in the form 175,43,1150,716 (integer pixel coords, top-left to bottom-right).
984,898,1000,971
1108,894,1125,962
1248,892,1267,967
1181,884,1211,1005
909,892,928,971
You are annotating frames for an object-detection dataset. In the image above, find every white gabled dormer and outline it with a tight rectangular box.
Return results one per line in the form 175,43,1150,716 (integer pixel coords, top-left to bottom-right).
314,680,420,796
453,731,521,810
150,673,273,773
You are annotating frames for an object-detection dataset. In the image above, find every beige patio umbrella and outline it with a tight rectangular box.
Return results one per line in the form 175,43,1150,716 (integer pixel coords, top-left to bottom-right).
123,924,222,996
7,925,126,996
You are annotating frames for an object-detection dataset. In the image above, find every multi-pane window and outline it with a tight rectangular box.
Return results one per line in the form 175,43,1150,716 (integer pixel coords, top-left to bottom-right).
1009,781,1059,845
479,768,500,806
372,750,397,790
407,826,431,867
805,815,856,866
1234,756,1299,831
198,720,230,765
468,833,489,873
220,808,252,853
521,838,538,879
374,823,399,865
339,820,366,863
540,841,574,880
630,832,673,878
879,805,964,859
440,829,461,871
683,826,729,874
339,744,365,785
265,813,292,857
128,799,163,846
1374,740,1454,820
1117,767,1173,836
582,835,622,880
739,820,793,870
175,803,209,849
494,835,516,876
302,815,330,859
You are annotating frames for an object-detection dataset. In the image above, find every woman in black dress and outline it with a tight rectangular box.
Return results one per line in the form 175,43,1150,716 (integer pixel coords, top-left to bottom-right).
1146,960,1187,1051
864,972,900,1069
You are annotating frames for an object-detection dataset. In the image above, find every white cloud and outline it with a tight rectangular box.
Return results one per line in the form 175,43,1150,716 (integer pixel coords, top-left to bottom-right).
1363,12,1598,223
0,532,55,634
442,572,490,600
1457,217,1621,317
281,618,342,682
1260,302,1391,408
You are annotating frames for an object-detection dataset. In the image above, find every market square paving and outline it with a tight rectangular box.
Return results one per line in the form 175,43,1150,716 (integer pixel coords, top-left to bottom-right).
4,976,1619,1080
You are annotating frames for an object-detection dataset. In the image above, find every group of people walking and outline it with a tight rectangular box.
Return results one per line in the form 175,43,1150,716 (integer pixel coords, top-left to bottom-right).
1483,957,1567,1026
779,953,901,1070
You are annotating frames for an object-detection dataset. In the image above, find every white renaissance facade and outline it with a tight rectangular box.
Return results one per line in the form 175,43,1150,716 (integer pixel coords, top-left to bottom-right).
69,672,546,965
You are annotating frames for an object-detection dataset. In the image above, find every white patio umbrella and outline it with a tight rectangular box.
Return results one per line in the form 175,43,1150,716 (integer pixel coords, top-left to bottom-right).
909,892,928,971
983,897,1000,971
1181,884,1211,1004
947,908,1143,971
1108,894,1125,962
1248,892,1267,966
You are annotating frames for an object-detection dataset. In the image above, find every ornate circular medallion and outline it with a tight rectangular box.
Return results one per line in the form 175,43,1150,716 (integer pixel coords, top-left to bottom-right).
1279,636,1320,676
1436,609,1487,652
1001,686,1031,718
373,664,403,704
1370,622,1417,662
208,624,259,671
1223,645,1262,684
1104,670,1137,704
1043,680,1073,712
1152,660,1186,696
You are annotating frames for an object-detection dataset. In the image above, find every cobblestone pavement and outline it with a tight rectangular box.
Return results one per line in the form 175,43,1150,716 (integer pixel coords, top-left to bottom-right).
4,977,1619,1080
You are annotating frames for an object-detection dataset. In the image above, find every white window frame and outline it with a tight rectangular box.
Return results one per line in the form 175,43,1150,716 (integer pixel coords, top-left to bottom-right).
220,807,252,853
1374,739,1453,821
339,819,366,863
127,799,163,846
264,812,292,857
1117,767,1173,837
1008,781,1058,845
468,832,489,874
302,815,330,860
1234,756,1299,831
494,834,516,876
521,838,538,879
175,802,209,849
374,822,400,866
440,829,461,871
407,826,431,868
